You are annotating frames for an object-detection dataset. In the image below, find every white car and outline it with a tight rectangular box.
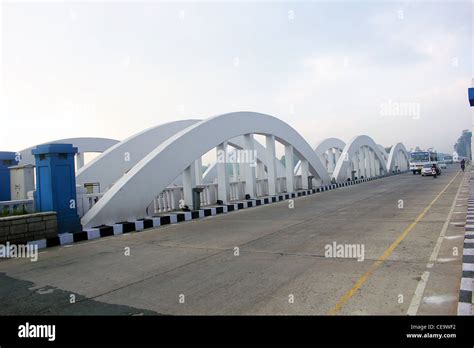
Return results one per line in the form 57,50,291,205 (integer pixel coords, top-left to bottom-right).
421,163,441,176
438,161,447,169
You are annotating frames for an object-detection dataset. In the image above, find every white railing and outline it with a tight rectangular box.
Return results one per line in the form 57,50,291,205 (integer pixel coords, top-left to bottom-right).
77,189,104,218
230,181,246,201
0,199,35,215
256,178,268,197
200,183,217,206
80,174,309,218
276,177,286,193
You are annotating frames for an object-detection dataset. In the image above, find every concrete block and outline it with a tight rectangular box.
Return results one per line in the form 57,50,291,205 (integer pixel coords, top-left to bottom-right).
11,219,27,225
59,233,74,245
28,221,45,232
10,224,27,235
42,215,57,221
86,228,100,240
151,217,161,228
26,216,42,223
27,239,47,250
135,220,144,231
42,228,57,237
113,224,123,235
0,221,11,227
45,220,57,229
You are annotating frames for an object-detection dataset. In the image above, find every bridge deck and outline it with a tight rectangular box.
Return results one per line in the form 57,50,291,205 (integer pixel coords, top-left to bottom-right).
0,166,468,315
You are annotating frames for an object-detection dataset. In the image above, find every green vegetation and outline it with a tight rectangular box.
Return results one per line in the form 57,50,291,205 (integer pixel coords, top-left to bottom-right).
454,129,472,159
0,205,28,217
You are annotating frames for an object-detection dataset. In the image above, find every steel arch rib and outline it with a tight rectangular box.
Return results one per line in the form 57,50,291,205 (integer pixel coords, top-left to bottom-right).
18,137,119,166
387,142,409,173
76,120,200,191
72,119,285,189
332,135,388,182
294,137,345,174
377,144,388,162
82,111,331,227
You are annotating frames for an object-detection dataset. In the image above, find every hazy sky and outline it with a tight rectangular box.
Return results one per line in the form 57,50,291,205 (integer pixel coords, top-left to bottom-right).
1,1,473,155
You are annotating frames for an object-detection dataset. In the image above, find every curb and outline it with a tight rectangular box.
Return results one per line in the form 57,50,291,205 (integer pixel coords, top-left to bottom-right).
458,170,474,315
26,171,407,251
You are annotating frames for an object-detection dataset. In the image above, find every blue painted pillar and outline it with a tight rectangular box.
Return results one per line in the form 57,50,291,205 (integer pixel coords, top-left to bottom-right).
469,87,474,107
0,152,18,201
32,144,82,234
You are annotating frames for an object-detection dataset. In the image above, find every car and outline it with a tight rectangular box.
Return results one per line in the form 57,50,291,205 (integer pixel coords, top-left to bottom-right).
438,161,447,169
421,163,441,176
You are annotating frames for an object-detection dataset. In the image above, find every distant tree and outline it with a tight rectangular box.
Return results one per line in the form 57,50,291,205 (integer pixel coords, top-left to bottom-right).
454,130,472,159
384,146,392,153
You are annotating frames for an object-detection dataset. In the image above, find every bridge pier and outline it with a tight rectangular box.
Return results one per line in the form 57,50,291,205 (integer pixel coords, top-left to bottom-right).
216,142,229,204
353,151,360,179
243,134,256,198
76,153,85,170
284,144,295,193
183,162,196,210
300,159,309,189
265,135,277,196
195,158,203,185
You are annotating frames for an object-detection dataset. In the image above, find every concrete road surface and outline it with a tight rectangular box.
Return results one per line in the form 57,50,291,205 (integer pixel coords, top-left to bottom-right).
0,166,469,315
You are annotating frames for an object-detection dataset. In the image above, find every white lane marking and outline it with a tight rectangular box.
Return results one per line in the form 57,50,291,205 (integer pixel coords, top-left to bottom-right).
436,257,458,263
429,174,465,265
408,172,466,315
407,271,430,315
423,294,457,304
444,235,464,240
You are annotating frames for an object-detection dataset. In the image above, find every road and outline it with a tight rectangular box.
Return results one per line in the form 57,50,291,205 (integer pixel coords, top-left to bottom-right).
0,166,469,315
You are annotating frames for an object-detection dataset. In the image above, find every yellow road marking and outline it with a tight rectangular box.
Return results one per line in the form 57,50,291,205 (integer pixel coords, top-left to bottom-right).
327,170,462,315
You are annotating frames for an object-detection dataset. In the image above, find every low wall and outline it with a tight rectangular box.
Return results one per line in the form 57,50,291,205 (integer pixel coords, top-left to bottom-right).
0,212,58,244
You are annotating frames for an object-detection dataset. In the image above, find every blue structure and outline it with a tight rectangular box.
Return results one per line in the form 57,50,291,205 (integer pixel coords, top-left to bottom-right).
32,144,82,234
0,152,18,201
469,87,474,107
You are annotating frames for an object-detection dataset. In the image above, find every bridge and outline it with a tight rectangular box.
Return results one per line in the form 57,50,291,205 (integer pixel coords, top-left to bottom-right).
1,110,470,316
10,111,410,228
0,165,468,315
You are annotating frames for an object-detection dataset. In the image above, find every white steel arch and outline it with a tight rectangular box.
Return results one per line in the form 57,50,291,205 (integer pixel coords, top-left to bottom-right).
18,137,119,167
377,144,389,162
332,135,388,182
387,143,410,173
76,120,200,191
82,111,331,227
313,137,346,175
294,138,345,175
